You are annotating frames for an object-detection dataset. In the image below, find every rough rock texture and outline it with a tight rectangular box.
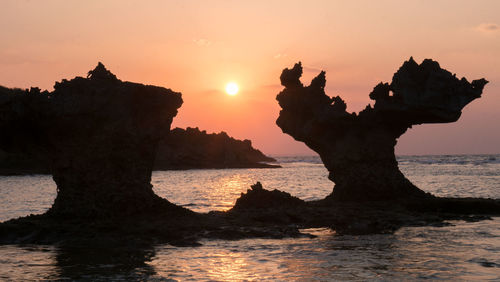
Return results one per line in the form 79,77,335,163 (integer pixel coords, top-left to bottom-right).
0,138,51,175
227,183,500,235
155,127,278,169
276,58,488,201
0,63,184,217
231,182,305,210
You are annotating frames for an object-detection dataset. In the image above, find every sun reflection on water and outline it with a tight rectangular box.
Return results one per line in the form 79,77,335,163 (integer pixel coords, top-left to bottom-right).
213,174,249,209
205,253,250,281
150,163,331,214
150,243,281,281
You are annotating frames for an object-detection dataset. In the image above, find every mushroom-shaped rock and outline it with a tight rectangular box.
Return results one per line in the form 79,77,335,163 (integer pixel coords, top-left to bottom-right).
0,63,184,217
276,58,487,202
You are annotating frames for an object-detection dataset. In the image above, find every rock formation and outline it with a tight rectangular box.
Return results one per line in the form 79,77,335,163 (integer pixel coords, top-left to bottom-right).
155,127,278,169
0,63,184,217
276,58,487,201
1,59,497,246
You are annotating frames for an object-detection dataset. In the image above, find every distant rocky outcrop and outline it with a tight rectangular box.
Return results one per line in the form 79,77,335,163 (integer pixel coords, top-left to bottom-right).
0,125,277,175
276,58,488,202
155,127,277,169
0,63,186,217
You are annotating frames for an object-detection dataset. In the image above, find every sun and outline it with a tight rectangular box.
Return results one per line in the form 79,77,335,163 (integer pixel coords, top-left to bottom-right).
225,82,239,96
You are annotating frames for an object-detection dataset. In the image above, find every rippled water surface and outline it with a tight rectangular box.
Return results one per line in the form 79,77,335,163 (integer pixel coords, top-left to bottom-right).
1,155,499,280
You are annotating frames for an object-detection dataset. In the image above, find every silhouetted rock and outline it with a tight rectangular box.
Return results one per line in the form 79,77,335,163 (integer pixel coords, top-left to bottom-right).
231,182,305,210
276,58,487,201
155,127,278,170
0,63,186,217
227,182,500,235
1,60,498,246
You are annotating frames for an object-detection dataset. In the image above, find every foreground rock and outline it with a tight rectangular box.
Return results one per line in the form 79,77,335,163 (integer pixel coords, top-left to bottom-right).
227,183,500,235
276,58,487,201
0,63,186,217
232,182,306,210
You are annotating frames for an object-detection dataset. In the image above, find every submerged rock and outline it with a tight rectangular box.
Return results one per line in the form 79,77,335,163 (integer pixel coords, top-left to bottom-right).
276,58,487,202
0,63,185,217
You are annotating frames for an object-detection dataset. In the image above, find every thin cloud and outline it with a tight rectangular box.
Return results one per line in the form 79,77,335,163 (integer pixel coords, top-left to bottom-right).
193,38,212,47
476,23,499,33
273,53,287,59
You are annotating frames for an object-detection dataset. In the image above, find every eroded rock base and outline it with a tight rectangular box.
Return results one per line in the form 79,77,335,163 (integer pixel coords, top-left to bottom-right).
1,183,498,246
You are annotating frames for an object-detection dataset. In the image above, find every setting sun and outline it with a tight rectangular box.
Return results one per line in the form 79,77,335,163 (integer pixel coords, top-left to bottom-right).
225,82,239,96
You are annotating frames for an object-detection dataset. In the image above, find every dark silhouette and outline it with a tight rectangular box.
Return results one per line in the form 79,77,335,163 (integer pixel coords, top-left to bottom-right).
231,182,305,210
276,58,488,201
0,64,285,245
0,62,185,217
0,127,277,175
0,60,498,246
155,127,278,170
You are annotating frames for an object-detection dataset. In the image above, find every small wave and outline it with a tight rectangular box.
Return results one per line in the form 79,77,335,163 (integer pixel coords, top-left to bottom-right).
276,154,500,166
468,258,500,268
274,155,323,164
397,154,500,166
271,154,500,168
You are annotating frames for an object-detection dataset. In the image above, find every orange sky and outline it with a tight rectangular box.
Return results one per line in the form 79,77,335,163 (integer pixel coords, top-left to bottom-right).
1,1,499,155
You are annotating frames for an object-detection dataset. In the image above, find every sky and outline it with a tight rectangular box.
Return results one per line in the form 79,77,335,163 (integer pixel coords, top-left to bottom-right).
1,0,499,156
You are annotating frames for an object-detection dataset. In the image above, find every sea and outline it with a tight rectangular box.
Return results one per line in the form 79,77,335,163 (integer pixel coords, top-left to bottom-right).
0,154,499,281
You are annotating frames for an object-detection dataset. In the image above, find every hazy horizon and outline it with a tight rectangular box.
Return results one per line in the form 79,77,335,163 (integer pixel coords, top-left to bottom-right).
1,0,499,156
268,152,500,157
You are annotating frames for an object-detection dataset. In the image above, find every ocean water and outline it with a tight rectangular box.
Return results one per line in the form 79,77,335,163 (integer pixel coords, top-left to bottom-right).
0,155,499,280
